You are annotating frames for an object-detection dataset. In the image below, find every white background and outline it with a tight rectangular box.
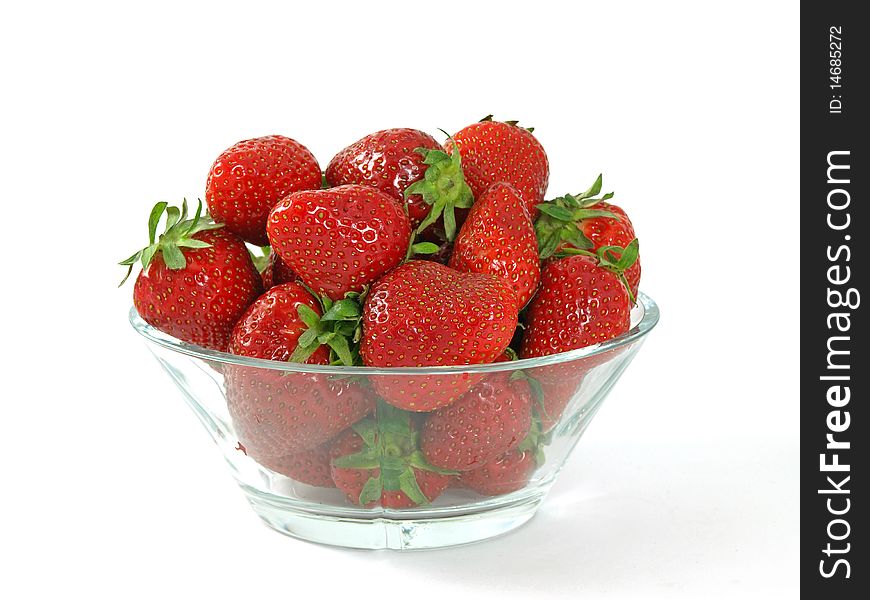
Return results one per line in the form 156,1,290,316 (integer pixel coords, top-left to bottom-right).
0,1,799,598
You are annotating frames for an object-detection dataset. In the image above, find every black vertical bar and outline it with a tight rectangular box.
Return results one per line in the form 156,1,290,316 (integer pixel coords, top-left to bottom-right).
802,2,866,596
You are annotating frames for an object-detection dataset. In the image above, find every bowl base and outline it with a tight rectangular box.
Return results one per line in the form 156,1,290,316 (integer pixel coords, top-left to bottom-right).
243,487,546,550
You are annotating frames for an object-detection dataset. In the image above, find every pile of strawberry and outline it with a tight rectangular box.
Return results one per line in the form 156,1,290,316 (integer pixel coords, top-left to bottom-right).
121,117,641,507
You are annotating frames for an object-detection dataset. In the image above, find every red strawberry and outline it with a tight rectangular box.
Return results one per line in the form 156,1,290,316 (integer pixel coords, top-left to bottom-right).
448,182,541,308
324,128,441,228
206,135,321,245
226,367,373,460
525,365,586,432
360,261,519,411
228,282,329,362
421,372,532,471
256,441,335,488
226,283,373,459
521,243,637,359
460,417,545,496
267,184,411,300
260,251,297,289
120,200,262,352
535,175,641,298
446,116,549,219
329,403,453,508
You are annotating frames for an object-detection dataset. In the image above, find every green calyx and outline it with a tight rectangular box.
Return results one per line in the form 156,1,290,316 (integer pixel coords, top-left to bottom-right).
404,138,474,241
289,290,365,366
479,114,534,133
333,401,458,506
534,174,619,259
558,239,640,303
118,199,222,286
517,414,547,467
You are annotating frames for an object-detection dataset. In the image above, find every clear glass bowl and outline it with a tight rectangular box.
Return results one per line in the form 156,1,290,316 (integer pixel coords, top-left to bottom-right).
130,292,659,549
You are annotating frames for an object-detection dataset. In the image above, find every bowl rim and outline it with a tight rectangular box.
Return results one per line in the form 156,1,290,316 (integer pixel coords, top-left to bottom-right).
129,291,659,374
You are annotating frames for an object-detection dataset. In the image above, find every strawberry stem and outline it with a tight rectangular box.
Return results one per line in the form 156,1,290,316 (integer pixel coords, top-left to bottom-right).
534,174,619,259
404,136,474,241
118,198,222,286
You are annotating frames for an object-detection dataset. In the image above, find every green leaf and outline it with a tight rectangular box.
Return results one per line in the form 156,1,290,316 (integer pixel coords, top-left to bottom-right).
352,419,378,449
536,203,575,222
333,450,381,470
288,342,320,364
140,244,160,270
419,148,450,165
537,229,560,259
326,334,355,367
561,226,593,251
411,242,440,255
296,328,319,349
616,238,640,270
358,476,383,505
398,468,429,506
187,199,204,235
296,304,322,329
443,204,457,242
118,250,141,267
164,206,181,231
147,202,168,246
580,174,603,198
175,239,211,249
161,242,186,270
570,209,619,222
320,299,361,322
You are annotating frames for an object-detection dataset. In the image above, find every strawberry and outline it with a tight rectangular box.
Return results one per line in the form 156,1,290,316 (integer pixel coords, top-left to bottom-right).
226,367,374,460
226,283,373,459
535,175,641,298
255,441,335,488
267,184,412,300
448,182,541,308
228,282,330,363
329,402,454,508
324,128,439,228
119,200,262,352
521,243,637,359
446,115,549,219
360,260,519,411
421,372,532,471
206,135,321,245
460,416,545,496
524,365,586,432
259,251,297,289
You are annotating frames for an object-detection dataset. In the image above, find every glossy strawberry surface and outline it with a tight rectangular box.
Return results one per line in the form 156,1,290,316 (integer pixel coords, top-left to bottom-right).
449,182,541,308
226,283,373,458
260,251,297,289
576,203,641,298
520,255,632,358
133,228,262,352
360,261,518,411
267,184,411,300
459,447,538,496
206,135,321,245
255,441,335,488
325,128,441,228
446,119,549,218
421,372,532,471
228,282,328,362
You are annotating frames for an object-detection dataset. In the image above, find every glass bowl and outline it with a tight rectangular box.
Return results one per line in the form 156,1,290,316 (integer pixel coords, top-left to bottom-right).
130,292,659,549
